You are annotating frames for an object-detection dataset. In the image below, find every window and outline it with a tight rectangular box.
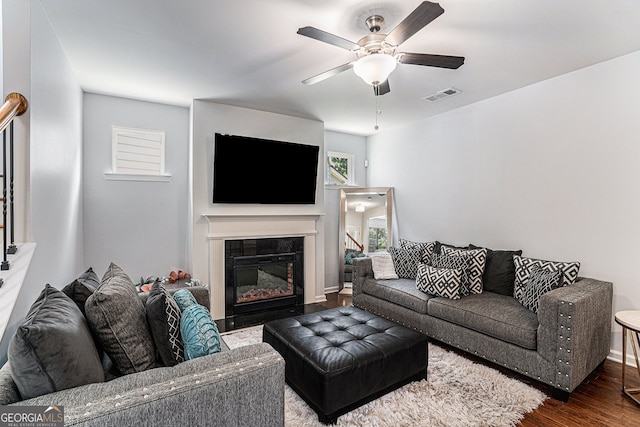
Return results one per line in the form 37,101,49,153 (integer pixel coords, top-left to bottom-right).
326,151,354,186
367,225,387,252
105,126,171,182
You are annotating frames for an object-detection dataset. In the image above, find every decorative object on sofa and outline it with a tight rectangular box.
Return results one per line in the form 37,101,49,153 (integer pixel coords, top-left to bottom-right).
416,262,463,299
135,275,157,292
513,254,580,302
369,251,398,279
400,238,436,264
61,267,100,316
468,244,522,296
85,262,157,374
430,252,472,296
440,246,487,295
145,280,185,366
614,310,640,405
296,1,464,97
516,265,563,313
8,284,104,400
352,253,613,400
389,245,424,279
173,288,198,311
180,304,221,360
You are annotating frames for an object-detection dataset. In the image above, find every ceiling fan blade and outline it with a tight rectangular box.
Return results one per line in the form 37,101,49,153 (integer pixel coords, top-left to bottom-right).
302,62,354,85
297,26,360,51
398,52,465,69
385,1,444,46
374,80,390,96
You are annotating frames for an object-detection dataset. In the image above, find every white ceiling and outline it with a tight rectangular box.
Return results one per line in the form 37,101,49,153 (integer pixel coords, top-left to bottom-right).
40,0,640,136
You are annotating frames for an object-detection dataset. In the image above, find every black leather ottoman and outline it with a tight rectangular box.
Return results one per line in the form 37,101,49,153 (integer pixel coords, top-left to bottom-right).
263,306,428,424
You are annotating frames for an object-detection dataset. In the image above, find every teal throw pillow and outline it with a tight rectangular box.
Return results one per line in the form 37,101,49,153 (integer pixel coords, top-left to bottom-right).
173,288,198,311
180,304,221,360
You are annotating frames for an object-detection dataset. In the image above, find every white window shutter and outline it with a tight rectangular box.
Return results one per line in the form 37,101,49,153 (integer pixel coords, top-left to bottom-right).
112,126,165,175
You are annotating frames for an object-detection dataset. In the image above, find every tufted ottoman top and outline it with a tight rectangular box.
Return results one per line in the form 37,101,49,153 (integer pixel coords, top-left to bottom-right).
263,306,428,424
266,306,421,372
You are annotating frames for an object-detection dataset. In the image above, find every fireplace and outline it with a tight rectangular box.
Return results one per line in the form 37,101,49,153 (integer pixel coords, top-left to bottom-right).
225,237,304,317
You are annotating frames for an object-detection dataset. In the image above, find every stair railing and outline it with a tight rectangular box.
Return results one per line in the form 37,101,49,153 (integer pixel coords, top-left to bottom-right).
0,93,28,272
346,232,365,252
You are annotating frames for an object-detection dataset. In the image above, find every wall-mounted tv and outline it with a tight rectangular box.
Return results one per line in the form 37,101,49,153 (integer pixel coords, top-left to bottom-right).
213,133,320,204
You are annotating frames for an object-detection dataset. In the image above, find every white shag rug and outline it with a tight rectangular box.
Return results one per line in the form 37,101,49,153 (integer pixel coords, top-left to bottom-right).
221,325,547,427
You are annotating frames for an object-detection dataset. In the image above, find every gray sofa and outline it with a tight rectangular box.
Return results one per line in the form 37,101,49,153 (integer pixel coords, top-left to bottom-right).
0,264,285,426
0,341,284,426
352,255,613,400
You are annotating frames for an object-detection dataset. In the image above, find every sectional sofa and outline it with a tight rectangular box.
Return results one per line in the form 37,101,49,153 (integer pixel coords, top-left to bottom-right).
0,264,285,426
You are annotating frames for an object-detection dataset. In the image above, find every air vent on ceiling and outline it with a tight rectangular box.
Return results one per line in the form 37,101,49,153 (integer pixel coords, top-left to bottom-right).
423,87,461,102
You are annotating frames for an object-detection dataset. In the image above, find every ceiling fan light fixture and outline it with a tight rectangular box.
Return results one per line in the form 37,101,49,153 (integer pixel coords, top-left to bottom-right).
353,53,397,86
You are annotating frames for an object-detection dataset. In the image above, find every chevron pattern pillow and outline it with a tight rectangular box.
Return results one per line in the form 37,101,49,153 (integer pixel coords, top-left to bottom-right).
416,263,463,300
389,246,423,279
516,265,563,313
513,255,580,301
440,246,487,295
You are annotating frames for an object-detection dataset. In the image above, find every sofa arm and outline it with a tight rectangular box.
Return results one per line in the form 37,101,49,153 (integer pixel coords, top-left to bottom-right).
352,257,373,298
537,277,613,393
15,343,285,427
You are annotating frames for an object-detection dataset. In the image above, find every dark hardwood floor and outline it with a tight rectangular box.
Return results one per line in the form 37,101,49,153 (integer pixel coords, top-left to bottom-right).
321,292,640,426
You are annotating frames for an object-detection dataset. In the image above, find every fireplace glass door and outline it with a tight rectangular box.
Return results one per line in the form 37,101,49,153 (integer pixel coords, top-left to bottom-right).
233,254,296,311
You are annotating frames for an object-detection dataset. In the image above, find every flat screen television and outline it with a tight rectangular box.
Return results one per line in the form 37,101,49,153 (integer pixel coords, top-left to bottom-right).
213,133,320,204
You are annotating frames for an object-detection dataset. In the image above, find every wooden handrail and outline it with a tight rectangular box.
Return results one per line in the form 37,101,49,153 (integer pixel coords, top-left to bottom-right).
346,232,364,252
0,93,28,134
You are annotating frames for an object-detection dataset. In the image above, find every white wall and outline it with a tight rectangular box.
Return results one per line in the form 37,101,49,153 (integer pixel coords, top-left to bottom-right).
367,50,640,360
0,1,84,363
82,93,190,280
1,0,31,242
190,101,325,316
323,130,367,289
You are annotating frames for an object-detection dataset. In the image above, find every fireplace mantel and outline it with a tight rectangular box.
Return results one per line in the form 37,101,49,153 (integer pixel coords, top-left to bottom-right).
203,213,323,319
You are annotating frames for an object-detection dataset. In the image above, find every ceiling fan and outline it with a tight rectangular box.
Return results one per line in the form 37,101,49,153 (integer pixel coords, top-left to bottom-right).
297,1,464,96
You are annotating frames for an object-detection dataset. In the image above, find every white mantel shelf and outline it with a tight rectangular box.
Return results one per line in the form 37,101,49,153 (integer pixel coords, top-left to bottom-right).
203,213,323,240
202,213,324,319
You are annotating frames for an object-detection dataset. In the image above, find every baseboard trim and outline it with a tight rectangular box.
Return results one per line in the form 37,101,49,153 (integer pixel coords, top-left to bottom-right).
324,286,339,294
607,350,638,368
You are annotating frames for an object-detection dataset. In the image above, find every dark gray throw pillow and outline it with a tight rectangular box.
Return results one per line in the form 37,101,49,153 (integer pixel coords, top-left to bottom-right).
146,280,185,366
61,267,100,316
468,244,522,296
85,262,156,374
8,284,104,400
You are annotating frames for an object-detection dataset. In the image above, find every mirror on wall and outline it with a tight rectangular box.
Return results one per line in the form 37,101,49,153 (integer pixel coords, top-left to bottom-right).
339,187,393,288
